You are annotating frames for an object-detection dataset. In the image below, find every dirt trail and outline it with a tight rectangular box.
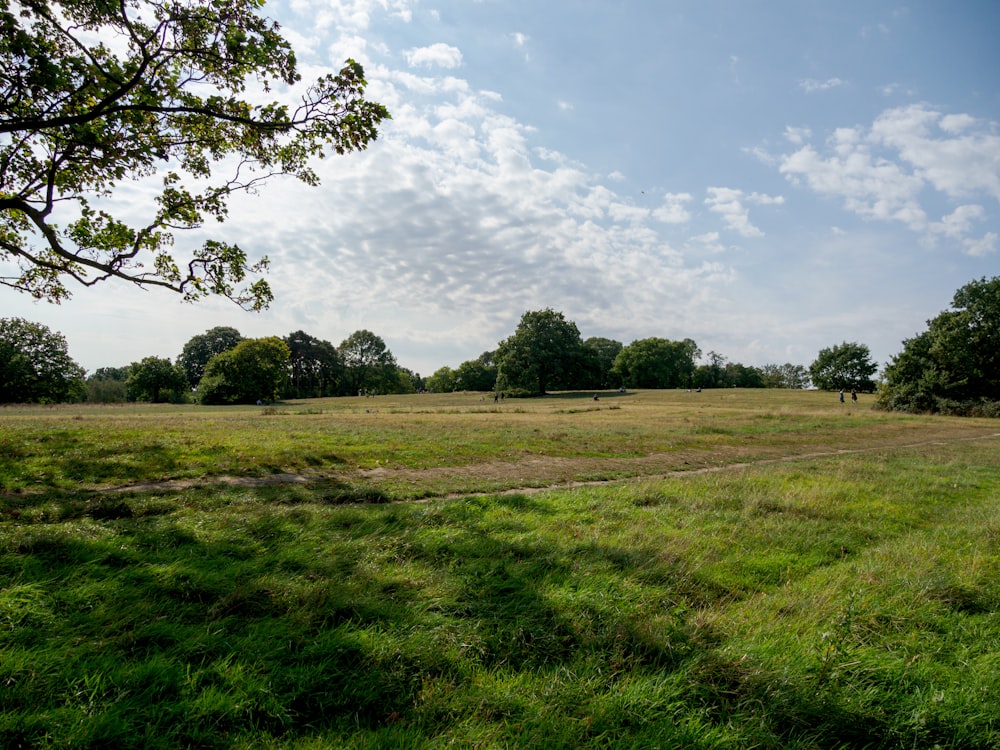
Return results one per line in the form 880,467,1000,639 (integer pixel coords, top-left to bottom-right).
105,429,1000,502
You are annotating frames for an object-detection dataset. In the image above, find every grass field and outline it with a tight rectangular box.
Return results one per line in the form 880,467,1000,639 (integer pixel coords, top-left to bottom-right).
2,390,999,748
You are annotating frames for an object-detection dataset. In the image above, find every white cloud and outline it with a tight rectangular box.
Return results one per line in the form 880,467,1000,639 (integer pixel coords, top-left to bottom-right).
962,232,997,257
779,128,927,230
784,126,812,145
870,104,1000,201
929,205,985,238
777,104,1000,251
404,43,463,69
799,77,846,93
652,192,693,224
704,188,782,237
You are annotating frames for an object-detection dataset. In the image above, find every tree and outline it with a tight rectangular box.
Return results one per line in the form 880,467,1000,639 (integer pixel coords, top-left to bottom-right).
809,342,877,392
723,362,765,388
612,337,700,389
455,351,498,392
1,1,389,307
338,330,397,395
760,363,810,389
495,309,587,394
283,330,341,399
878,276,1000,415
582,337,623,388
177,327,243,388
392,367,420,395
426,366,457,393
126,356,188,402
199,336,289,404
86,366,129,403
693,350,727,389
0,317,85,402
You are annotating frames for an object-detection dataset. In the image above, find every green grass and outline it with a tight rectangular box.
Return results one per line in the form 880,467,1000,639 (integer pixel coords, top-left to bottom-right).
1,391,999,748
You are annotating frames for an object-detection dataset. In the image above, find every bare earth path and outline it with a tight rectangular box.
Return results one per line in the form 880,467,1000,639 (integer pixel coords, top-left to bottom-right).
109,427,1000,501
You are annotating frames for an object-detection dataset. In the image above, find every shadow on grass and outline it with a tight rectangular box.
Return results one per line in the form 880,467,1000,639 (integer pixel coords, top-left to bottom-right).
0,485,980,749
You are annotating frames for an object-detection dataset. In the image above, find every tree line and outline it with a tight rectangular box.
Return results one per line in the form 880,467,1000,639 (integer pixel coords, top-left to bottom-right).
2,275,996,413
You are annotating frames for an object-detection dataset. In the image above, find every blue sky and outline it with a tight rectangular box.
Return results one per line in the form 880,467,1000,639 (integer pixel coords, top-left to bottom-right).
6,0,1000,380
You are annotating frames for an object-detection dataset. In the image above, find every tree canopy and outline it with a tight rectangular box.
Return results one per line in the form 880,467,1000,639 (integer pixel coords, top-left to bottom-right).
808,341,877,392
0,316,85,402
126,355,188,403
612,337,699,389
198,336,289,404
285,330,341,399
0,0,389,308
878,276,1000,415
495,309,586,394
177,327,243,388
338,329,397,395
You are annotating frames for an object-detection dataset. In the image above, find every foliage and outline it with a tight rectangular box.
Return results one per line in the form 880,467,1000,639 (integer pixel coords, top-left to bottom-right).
612,337,699,389
426,366,457,393
283,330,341,399
394,367,422,394
0,317,85,402
177,327,243,388
0,0,389,307
456,352,498,392
126,356,188,403
582,336,624,388
85,366,129,403
878,276,1000,415
761,362,810,389
809,341,877,392
338,329,398,395
198,336,289,404
496,309,588,394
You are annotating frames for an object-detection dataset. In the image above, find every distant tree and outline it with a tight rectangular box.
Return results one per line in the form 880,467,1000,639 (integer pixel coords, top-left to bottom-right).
693,350,728,389
338,330,397,395
283,331,341,399
761,363,810,389
723,362,765,388
809,342,877,392
1,0,388,307
455,352,498,392
86,367,129,403
582,337,623,388
0,317,85,403
495,309,587,394
199,337,289,404
392,368,420,395
426,366,458,393
178,327,244,388
878,276,1000,415
91,366,129,382
612,337,700,389
126,356,189,403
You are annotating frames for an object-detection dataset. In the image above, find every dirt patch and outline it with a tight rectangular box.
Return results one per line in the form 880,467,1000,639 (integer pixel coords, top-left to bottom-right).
103,429,1000,502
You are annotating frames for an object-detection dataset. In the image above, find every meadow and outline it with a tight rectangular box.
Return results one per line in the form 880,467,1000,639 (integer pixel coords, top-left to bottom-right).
1,390,998,748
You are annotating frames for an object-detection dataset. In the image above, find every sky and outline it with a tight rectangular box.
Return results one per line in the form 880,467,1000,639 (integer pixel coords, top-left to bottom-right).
5,0,1000,380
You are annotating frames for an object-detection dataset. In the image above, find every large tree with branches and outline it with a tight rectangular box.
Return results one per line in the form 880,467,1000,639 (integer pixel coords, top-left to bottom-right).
0,0,389,308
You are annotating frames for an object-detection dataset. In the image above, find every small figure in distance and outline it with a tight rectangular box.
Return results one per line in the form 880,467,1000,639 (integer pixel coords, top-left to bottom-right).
593,394,599,401
839,389,845,403
851,389,857,404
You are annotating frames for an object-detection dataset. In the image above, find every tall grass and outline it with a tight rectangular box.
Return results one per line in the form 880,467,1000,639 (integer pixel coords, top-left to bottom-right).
1,392,998,747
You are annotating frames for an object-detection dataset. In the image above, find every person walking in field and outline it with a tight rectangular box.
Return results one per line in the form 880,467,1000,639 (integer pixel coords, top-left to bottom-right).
839,389,845,403
851,390,857,404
